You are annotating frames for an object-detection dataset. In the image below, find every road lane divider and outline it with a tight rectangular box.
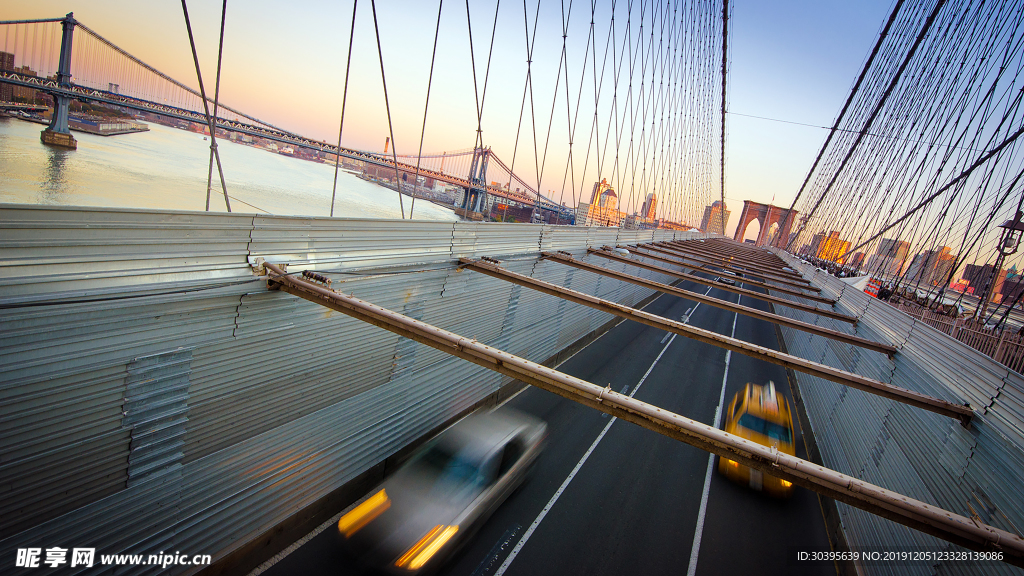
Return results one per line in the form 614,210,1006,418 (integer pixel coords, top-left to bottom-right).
687,295,740,576
494,332,679,575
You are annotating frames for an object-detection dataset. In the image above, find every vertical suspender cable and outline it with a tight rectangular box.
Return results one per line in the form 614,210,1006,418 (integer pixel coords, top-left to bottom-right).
536,0,572,221
718,0,728,235
181,0,231,212
500,0,542,222
370,0,405,219
330,0,359,218
464,0,503,216
205,0,228,212
409,0,444,220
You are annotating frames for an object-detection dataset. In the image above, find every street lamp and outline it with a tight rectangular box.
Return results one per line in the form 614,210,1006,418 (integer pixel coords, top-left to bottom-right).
978,210,1024,322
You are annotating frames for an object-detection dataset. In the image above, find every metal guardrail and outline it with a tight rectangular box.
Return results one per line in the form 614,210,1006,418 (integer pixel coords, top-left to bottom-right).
770,249,1024,575
890,302,1024,374
0,204,699,573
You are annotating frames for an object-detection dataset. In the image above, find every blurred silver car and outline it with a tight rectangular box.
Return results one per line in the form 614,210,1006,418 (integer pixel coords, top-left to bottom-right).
337,407,546,573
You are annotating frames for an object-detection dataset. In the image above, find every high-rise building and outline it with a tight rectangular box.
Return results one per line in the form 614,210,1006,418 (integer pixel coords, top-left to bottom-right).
11,65,37,101
622,214,657,230
700,201,730,235
641,193,657,220
1001,278,1024,304
0,51,15,102
577,179,624,227
808,231,851,263
590,178,613,204
588,178,618,211
905,247,955,287
877,238,911,260
865,237,911,277
963,263,1007,299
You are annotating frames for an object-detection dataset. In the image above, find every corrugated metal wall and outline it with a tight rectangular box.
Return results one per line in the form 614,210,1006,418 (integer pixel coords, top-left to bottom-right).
0,205,697,574
768,249,1024,576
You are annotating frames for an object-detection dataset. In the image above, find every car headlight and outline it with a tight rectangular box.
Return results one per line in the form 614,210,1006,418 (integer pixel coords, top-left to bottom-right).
395,525,460,570
338,489,390,537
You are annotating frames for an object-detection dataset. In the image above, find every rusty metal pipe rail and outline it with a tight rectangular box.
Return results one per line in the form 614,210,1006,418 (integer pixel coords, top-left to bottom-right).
655,242,812,287
460,258,971,424
261,261,1016,566
672,239,798,268
691,239,790,266
642,242,815,290
590,248,852,321
615,245,833,307
542,252,896,355
662,241,811,283
624,245,828,300
663,236,798,261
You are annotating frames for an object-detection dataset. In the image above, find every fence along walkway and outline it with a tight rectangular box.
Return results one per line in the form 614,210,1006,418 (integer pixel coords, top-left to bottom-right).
889,301,1024,374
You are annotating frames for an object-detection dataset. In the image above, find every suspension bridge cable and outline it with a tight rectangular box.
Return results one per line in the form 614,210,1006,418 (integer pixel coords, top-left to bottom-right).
499,0,542,222
840,97,1024,259
205,0,228,212
409,0,445,220
462,0,502,216
536,0,574,217
790,0,1012,260
370,0,406,219
180,0,231,212
330,0,359,218
716,0,728,234
476,0,502,132
557,0,597,215
523,0,543,217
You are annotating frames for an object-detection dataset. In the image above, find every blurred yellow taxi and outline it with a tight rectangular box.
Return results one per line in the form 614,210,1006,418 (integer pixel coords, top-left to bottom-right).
718,381,795,497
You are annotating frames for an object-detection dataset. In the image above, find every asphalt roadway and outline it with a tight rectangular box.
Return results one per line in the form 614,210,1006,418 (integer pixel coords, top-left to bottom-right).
258,272,836,576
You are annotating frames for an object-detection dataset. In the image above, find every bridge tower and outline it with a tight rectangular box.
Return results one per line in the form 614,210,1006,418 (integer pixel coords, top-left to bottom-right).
461,147,490,215
40,13,77,149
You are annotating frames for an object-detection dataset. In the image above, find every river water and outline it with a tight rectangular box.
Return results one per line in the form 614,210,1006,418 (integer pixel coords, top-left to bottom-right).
0,116,457,221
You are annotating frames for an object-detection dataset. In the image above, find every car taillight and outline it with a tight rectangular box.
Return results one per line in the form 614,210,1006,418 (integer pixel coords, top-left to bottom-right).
337,489,390,537
394,525,459,570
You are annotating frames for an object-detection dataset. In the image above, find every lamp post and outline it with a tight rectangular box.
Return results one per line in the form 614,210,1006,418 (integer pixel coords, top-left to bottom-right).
978,211,1024,322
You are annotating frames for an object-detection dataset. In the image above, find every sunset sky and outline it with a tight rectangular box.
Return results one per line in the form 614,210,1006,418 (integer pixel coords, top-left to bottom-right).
3,0,894,234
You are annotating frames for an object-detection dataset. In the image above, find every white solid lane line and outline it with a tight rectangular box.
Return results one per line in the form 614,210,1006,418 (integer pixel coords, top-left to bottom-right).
497,286,715,574
494,313,693,575
686,294,741,576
